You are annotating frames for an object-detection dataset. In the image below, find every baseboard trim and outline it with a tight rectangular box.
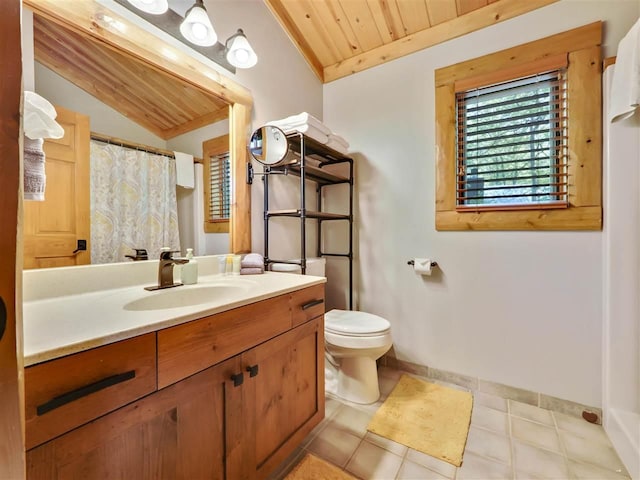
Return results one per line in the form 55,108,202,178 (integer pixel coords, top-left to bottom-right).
381,355,602,424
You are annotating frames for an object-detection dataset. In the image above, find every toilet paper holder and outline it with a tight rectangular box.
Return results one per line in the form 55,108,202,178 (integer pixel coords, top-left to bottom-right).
407,260,438,268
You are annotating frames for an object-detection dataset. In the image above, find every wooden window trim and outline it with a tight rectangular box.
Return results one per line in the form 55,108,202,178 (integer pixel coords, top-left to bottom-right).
203,134,230,234
435,22,602,231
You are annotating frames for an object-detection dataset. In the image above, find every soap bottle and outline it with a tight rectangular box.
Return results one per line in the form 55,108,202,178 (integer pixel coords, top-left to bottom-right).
181,248,198,285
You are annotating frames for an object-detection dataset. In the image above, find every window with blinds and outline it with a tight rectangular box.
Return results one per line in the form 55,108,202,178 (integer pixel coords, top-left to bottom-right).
456,70,568,211
208,152,231,221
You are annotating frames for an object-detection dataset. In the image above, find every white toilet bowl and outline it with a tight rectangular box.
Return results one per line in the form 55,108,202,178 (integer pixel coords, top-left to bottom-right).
324,309,392,404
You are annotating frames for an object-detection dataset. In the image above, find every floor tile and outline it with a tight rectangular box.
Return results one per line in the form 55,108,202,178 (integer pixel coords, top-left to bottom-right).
560,430,627,472
568,459,631,480
345,440,403,480
512,439,569,479
465,426,512,465
554,411,609,444
474,391,508,412
306,423,362,468
405,449,457,478
471,404,510,435
331,404,375,438
511,417,562,453
396,459,449,480
364,432,408,457
457,451,513,479
509,400,554,426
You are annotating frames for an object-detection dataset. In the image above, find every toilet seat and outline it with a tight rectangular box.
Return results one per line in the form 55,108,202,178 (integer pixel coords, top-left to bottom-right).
325,309,390,337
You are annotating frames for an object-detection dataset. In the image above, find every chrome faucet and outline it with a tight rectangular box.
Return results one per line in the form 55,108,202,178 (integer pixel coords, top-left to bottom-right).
144,250,189,291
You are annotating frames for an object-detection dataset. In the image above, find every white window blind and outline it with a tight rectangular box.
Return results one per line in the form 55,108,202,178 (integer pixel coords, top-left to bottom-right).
208,152,231,221
456,70,568,211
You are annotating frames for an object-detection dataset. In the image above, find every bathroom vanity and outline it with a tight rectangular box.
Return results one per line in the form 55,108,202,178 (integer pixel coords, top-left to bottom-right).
22,271,325,479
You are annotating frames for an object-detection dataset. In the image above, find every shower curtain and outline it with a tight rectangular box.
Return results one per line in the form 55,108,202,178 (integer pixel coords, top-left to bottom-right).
90,140,181,264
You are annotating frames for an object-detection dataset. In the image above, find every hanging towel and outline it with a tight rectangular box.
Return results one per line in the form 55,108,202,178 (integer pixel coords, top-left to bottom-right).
174,151,195,189
609,18,640,123
23,92,64,201
24,137,46,201
23,91,64,140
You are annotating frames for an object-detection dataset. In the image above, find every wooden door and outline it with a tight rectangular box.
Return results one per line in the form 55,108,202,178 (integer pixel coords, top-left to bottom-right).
26,356,241,480
0,0,26,477
23,105,90,269
245,318,325,479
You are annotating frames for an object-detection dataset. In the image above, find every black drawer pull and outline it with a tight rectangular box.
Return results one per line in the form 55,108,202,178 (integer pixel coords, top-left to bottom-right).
36,370,136,416
246,365,259,378
301,299,324,310
231,372,244,387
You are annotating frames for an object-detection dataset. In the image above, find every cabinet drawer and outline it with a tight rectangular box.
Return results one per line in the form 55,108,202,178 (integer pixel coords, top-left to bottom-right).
291,284,325,327
25,333,157,450
158,293,292,388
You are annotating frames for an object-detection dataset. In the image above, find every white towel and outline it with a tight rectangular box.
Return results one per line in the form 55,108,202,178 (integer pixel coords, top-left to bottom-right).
24,136,46,201
609,18,640,123
282,124,329,144
23,91,64,140
268,112,331,136
174,151,194,189
326,133,350,154
241,253,264,268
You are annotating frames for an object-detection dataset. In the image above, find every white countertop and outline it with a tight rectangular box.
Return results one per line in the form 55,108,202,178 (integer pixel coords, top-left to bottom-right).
23,272,325,367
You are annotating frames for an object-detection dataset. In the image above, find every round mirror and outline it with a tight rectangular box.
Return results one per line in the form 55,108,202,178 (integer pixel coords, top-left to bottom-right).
249,125,289,166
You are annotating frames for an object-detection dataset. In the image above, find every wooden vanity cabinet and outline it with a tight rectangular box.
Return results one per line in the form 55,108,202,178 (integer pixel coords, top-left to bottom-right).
25,284,325,480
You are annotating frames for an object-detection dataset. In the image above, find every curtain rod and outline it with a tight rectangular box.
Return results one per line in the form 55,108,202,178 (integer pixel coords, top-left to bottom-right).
90,132,204,164
91,132,176,158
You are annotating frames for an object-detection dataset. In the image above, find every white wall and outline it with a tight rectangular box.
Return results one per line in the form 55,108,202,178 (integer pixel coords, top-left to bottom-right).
323,0,640,407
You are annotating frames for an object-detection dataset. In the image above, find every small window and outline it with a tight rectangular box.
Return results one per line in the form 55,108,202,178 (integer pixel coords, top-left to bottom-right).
456,71,568,211
208,152,231,221
203,134,231,234
434,22,602,231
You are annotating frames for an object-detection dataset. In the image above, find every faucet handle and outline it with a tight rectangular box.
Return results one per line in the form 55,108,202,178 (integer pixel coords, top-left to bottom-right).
160,249,181,260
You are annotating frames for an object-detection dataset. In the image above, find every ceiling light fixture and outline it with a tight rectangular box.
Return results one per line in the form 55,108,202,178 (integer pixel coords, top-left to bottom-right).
225,29,258,69
125,0,168,15
179,0,217,47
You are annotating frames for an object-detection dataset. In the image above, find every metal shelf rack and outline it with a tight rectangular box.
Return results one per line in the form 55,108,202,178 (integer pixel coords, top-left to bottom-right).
263,131,354,309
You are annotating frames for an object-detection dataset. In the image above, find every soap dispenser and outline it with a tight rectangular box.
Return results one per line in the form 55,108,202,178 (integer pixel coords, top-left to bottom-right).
181,248,198,285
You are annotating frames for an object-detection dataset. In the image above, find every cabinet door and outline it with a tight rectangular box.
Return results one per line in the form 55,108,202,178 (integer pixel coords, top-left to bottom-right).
244,317,325,479
27,355,243,480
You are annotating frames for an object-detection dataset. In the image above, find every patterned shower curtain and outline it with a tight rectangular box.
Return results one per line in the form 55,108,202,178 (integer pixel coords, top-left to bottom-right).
90,140,181,264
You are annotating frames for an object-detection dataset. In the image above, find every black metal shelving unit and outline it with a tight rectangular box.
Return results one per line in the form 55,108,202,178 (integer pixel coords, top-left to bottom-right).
263,131,354,309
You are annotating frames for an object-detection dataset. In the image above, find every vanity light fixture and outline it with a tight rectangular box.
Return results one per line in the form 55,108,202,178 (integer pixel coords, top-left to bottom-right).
179,0,217,47
225,29,258,69
125,0,168,15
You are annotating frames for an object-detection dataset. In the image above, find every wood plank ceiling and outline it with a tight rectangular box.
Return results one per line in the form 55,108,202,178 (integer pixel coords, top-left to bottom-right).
264,0,559,83
33,14,229,140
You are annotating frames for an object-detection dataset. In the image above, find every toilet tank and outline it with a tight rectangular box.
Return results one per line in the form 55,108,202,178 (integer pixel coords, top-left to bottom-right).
270,257,326,277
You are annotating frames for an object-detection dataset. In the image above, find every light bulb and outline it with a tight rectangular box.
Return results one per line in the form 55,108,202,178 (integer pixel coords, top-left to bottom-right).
225,29,257,69
126,0,168,14
191,22,208,40
180,1,217,47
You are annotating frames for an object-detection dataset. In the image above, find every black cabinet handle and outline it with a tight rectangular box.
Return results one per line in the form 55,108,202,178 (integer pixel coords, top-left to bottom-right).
246,365,259,378
231,372,244,387
301,299,324,310
36,370,136,416
0,297,6,343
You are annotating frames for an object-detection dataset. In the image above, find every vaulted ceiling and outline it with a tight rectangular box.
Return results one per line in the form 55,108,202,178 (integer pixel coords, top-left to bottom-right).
264,0,559,83
33,13,230,140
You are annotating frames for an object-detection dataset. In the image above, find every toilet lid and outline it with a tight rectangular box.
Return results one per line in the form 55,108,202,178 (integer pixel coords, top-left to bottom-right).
325,309,390,336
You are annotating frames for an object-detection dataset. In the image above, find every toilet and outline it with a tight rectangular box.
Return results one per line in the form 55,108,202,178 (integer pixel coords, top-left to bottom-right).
324,309,393,404
271,259,393,404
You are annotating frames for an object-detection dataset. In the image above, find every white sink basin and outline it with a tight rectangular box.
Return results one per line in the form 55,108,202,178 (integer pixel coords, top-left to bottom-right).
124,281,254,311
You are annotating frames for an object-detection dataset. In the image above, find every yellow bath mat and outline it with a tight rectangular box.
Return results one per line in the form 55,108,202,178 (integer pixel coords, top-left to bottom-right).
284,453,358,480
367,374,473,466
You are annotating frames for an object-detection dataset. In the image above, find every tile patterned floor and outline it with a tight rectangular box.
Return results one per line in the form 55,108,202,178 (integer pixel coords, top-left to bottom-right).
269,367,630,480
